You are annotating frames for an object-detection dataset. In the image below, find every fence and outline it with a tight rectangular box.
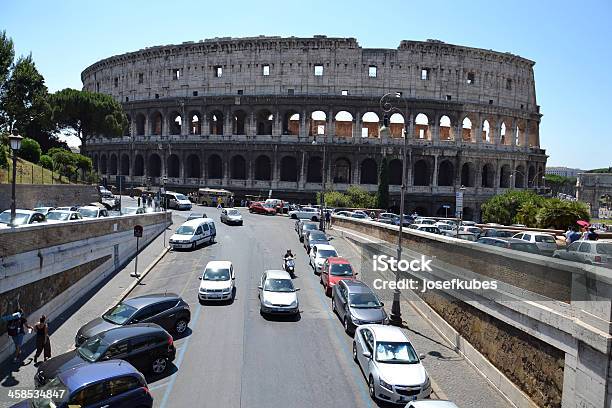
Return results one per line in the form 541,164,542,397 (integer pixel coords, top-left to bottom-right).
0,159,93,185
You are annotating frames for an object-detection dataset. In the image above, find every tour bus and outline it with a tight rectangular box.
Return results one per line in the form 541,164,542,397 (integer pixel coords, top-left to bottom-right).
196,188,233,206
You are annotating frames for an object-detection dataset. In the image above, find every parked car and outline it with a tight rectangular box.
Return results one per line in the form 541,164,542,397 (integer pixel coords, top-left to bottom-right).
332,280,387,333
353,325,431,403
220,208,243,225
258,270,300,316
309,243,339,273
14,360,152,408
415,217,437,225
336,210,354,217
78,206,109,219
249,201,277,215
75,293,190,346
288,206,319,220
0,209,46,226
32,206,55,215
300,222,319,242
351,212,368,219
165,192,193,210
434,223,454,233
265,198,285,213
459,225,483,237
169,218,216,249
304,230,329,252
476,237,541,255
552,239,612,268
512,232,558,256
121,206,146,215
36,324,175,386
482,228,515,238
186,212,208,220
45,210,83,223
321,257,357,296
55,206,80,212
198,260,236,301
405,400,459,408
461,220,478,226
408,224,441,234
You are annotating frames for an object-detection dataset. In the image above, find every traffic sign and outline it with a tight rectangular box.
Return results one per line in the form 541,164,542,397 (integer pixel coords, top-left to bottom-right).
134,225,143,238
455,191,464,217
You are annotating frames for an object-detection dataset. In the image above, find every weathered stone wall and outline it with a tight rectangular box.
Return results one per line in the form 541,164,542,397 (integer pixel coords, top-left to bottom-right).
576,172,612,217
0,184,99,212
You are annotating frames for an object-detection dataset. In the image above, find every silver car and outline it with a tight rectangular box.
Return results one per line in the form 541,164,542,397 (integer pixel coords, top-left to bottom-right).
353,325,431,404
220,208,243,225
512,232,557,256
406,401,459,408
258,270,300,316
553,239,612,268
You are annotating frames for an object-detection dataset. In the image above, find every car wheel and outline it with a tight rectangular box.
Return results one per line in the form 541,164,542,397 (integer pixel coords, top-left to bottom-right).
368,376,376,400
311,216,317,222
332,298,336,313
352,342,358,362
174,318,188,335
151,357,167,374
319,273,323,284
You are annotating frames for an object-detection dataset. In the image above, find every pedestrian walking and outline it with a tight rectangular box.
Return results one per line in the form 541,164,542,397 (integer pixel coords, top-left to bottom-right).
325,210,331,229
566,226,581,245
6,308,32,363
33,315,51,364
137,195,141,207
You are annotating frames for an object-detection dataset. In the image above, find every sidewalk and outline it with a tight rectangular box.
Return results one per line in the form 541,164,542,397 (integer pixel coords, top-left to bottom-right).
0,218,177,403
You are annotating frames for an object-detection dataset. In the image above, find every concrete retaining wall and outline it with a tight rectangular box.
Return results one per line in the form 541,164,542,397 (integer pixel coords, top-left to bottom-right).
0,184,100,212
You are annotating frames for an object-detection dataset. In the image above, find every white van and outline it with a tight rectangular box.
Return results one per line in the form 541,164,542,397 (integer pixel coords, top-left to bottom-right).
165,192,193,210
169,218,216,249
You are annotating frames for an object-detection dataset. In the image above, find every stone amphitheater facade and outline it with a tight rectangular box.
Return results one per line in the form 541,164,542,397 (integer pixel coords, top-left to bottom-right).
83,35,547,220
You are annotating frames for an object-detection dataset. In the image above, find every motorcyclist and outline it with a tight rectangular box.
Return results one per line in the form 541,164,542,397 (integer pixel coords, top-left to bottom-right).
284,249,294,261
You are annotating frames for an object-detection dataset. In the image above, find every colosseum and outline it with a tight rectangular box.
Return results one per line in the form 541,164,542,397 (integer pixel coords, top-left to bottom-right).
83,35,547,220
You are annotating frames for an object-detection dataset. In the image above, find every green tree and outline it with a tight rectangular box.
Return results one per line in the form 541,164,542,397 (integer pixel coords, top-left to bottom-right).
49,148,77,177
376,156,389,210
39,154,53,170
481,190,544,225
544,174,576,196
536,199,590,229
74,153,93,178
50,88,127,155
515,201,540,227
17,137,41,163
0,30,14,88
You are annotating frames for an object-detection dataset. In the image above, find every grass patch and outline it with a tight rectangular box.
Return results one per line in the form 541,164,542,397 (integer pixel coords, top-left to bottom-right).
0,158,73,184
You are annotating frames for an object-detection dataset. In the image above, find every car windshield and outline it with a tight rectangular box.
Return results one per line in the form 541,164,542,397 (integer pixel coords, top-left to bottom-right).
46,212,70,221
203,268,230,281
176,194,188,200
0,211,28,225
596,243,612,255
375,341,419,364
349,293,381,308
535,235,556,243
31,376,70,408
102,302,138,325
228,209,240,216
264,278,295,292
77,336,108,362
263,203,275,208
309,232,327,240
79,208,98,218
303,224,317,231
122,207,138,214
176,225,195,235
352,213,367,219
317,249,337,258
330,263,353,276
437,224,451,230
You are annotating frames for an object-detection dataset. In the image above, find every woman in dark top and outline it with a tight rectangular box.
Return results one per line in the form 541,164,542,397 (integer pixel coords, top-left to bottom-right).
7,308,32,363
33,315,51,364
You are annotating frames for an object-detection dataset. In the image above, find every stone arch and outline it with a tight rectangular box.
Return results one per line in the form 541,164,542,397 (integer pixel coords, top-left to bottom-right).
150,111,163,136
499,164,511,188
230,155,247,180
124,115,131,137
208,154,222,179
515,120,526,146
413,159,430,186
135,114,146,136
169,111,181,135
232,109,248,135
209,110,224,135
120,154,130,176
462,117,473,142
439,115,453,141
280,156,298,182
100,154,108,174
148,153,161,177
109,154,118,175
134,154,144,176
461,162,475,187
189,112,201,135
414,113,430,140
309,111,326,136
528,121,540,147
515,165,526,188
256,109,273,135
360,158,378,184
482,163,495,188
528,165,536,187
167,154,180,178
389,113,405,138
482,120,491,143
334,111,353,138
500,121,508,145
93,154,99,172
389,159,402,185
361,112,380,138
438,160,454,186
463,207,475,221
282,111,300,135
307,156,322,182
333,157,351,183
185,154,201,178
254,155,272,180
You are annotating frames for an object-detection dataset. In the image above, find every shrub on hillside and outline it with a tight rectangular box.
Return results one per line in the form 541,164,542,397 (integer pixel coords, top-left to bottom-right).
17,137,42,163
39,154,53,170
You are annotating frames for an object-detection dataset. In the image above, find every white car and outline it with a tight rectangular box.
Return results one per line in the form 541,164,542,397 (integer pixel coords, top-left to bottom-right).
169,218,216,249
288,207,319,221
77,206,109,218
33,207,55,215
198,261,235,301
406,401,459,408
0,209,46,226
258,269,300,315
414,217,437,225
353,325,432,404
309,243,338,273
220,208,243,225
512,232,557,255
45,210,83,223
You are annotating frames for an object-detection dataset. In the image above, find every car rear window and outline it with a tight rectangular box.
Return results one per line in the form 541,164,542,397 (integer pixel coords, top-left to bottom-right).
535,235,556,243
596,243,612,255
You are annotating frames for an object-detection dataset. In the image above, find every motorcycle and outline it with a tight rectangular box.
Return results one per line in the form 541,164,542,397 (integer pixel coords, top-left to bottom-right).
283,256,296,278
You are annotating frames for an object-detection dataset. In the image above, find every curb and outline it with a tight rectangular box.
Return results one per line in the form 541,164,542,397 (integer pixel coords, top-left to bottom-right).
115,245,170,305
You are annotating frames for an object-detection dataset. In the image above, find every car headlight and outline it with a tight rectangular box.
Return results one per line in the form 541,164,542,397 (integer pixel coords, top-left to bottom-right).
289,299,298,308
262,299,273,307
379,377,393,391
223,287,232,293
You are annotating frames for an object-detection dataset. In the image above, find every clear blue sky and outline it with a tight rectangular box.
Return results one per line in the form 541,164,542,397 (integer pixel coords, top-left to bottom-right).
2,0,611,169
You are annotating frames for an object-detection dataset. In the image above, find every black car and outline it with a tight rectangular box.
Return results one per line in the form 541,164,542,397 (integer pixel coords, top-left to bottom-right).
36,324,175,387
75,293,190,346
332,280,388,334
299,222,319,242
304,230,329,253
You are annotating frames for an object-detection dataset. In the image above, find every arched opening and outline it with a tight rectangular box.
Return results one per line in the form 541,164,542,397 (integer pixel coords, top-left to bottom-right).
208,154,222,179
254,155,272,180
151,112,163,136
256,110,273,135
500,122,508,145
282,111,300,135
120,154,130,176
109,154,118,175
462,117,472,142
333,158,351,183
100,155,107,174
514,165,525,188
438,160,454,186
169,112,181,135
482,163,495,188
499,164,511,188
233,110,247,135
93,154,98,172
360,158,378,184
414,113,430,139
389,159,402,185
463,207,474,221
482,120,491,143
412,206,429,217
334,111,353,137
461,162,474,187
309,111,326,136
515,123,525,146
307,157,322,182
439,115,453,140
413,159,430,186
185,154,201,178
389,113,405,138
148,154,161,177
436,205,452,217
280,156,298,182
124,115,131,137
189,113,201,135
361,112,380,138
136,114,146,136
528,165,536,188
167,154,180,178
230,155,247,180
209,111,224,135
134,155,144,176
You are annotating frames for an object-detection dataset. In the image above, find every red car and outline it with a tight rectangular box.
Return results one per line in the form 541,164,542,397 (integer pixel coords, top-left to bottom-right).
249,201,276,215
320,257,357,296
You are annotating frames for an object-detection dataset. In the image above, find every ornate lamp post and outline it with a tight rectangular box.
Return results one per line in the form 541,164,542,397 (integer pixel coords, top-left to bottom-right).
8,131,23,227
312,138,326,231
379,92,409,326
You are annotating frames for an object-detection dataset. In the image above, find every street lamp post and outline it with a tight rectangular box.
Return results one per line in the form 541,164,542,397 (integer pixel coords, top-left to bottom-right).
8,131,23,227
312,138,326,231
379,92,409,326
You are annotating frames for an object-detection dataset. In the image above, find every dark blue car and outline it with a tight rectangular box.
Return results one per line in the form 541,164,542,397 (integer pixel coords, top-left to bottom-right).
11,360,153,408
